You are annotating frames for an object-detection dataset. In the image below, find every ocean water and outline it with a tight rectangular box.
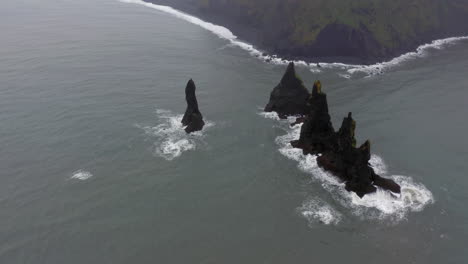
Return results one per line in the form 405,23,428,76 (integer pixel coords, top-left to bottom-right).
1,0,468,263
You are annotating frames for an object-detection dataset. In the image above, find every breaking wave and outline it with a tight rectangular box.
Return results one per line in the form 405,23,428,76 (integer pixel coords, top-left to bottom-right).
347,36,468,76
260,112,434,222
119,0,468,77
71,170,93,180
136,109,213,161
299,198,342,225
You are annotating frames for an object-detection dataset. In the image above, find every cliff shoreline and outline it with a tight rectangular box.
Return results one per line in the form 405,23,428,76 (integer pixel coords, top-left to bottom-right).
147,0,468,65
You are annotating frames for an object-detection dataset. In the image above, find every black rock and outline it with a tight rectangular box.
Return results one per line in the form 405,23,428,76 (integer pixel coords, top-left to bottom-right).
264,62,310,118
373,174,401,194
290,82,401,198
182,79,205,133
291,117,306,127
290,81,334,154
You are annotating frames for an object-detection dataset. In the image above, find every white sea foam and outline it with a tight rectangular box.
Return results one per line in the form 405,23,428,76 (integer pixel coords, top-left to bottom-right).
299,198,342,225
338,73,351,79
258,111,281,121
71,170,93,180
119,0,468,77
118,0,331,69
118,0,270,61
347,36,468,76
257,109,299,123
310,68,322,74
261,112,434,222
369,155,387,175
137,109,213,160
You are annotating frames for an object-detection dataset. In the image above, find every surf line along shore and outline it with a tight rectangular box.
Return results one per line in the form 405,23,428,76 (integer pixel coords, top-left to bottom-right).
120,0,468,76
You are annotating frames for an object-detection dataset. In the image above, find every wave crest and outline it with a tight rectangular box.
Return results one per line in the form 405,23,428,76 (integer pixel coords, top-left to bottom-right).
71,170,93,180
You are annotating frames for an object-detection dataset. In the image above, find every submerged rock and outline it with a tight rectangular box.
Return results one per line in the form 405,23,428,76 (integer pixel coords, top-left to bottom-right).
264,62,310,118
182,79,205,133
290,82,401,197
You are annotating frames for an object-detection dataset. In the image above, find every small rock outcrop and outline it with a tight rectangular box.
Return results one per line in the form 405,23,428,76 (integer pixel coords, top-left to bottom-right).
291,81,401,198
182,79,205,133
264,62,310,118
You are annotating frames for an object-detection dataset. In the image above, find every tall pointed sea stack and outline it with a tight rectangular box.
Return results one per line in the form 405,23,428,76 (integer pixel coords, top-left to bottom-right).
291,81,334,154
182,79,205,133
291,82,401,197
264,62,310,118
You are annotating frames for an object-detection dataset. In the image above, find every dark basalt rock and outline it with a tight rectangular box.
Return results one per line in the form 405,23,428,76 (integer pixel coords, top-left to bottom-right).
291,81,334,154
291,117,306,127
318,136,378,198
182,79,205,133
291,82,401,198
264,62,310,118
373,174,401,194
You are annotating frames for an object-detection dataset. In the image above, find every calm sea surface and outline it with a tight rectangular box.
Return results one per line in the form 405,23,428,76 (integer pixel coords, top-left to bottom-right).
1,0,468,263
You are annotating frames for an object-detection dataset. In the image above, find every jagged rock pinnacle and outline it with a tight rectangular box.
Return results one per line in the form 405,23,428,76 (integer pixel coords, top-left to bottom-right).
312,80,322,96
182,79,205,133
289,81,401,198
264,62,310,118
337,112,357,148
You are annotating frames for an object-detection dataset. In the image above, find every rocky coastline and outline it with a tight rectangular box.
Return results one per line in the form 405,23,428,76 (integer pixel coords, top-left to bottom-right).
147,0,468,65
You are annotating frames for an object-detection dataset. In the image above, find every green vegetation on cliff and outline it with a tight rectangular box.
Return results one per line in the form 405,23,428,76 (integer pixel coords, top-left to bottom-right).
193,0,468,62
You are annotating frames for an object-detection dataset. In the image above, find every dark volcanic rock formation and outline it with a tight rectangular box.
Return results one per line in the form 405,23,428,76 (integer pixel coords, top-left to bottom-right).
291,82,401,197
316,114,377,197
182,79,205,133
291,81,334,153
264,62,310,118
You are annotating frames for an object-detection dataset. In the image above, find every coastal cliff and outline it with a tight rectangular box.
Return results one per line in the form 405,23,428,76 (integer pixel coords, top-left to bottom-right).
148,0,468,64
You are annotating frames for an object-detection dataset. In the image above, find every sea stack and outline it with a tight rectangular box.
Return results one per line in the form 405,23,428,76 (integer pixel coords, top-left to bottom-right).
291,81,334,154
264,62,310,118
291,81,401,197
182,79,205,133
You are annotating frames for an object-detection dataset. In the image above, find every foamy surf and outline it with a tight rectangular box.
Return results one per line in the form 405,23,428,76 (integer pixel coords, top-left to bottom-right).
299,198,342,225
71,170,93,180
260,112,434,222
117,0,294,66
119,0,468,78
137,109,213,161
347,36,468,76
